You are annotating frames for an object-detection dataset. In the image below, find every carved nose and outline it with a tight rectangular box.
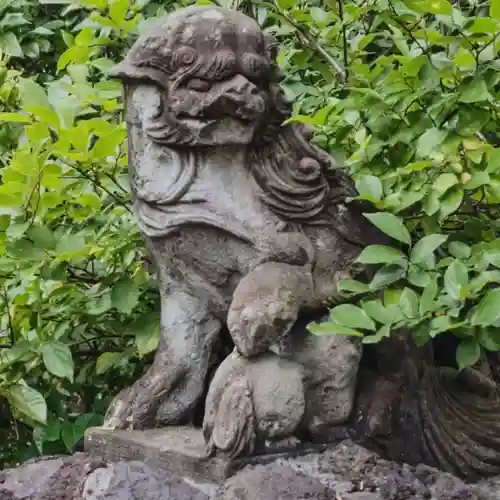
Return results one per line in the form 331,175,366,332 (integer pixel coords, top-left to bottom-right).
225,74,259,101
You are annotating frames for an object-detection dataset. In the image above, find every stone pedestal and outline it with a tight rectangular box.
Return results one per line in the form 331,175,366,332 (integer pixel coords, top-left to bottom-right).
85,426,330,487
85,427,231,486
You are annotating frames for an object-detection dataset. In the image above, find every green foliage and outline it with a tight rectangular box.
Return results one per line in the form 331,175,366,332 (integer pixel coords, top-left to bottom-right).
0,0,176,466
295,0,500,374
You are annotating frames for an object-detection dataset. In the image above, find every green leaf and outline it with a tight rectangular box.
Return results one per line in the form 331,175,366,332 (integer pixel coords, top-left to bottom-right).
419,277,438,315
0,112,31,123
0,342,33,367
444,260,468,301
6,220,30,239
92,128,127,158
0,32,23,57
355,175,383,201
33,422,61,454
60,423,79,452
465,271,500,296
0,13,29,29
40,341,74,381
96,352,124,375
459,76,492,103
400,287,419,318
111,278,139,314
369,265,406,291
20,79,51,109
308,321,363,337
456,339,481,370
492,0,500,21
30,26,54,35
413,323,431,347
362,324,391,344
133,313,161,356
470,289,500,326
429,315,452,337
433,173,458,196
7,383,47,424
109,0,129,24
364,212,411,245
87,293,112,316
61,415,99,451
439,187,464,220
463,171,490,190
410,234,448,264
467,17,498,34
337,279,370,294
55,233,86,255
330,304,376,331
27,224,56,250
417,128,446,157
356,245,407,265
407,266,432,288
477,328,500,351
487,149,500,173
419,0,452,14
448,241,471,259
362,299,401,325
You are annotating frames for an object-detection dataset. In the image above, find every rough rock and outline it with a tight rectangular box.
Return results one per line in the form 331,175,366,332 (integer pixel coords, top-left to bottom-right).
82,461,209,500
4,440,500,500
274,440,499,500
0,453,208,500
214,464,335,500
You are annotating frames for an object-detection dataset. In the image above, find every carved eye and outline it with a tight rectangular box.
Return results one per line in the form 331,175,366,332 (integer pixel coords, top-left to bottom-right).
185,78,211,92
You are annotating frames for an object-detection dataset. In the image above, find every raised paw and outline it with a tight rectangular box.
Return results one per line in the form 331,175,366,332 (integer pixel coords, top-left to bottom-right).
227,263,313,358
228,298,299,357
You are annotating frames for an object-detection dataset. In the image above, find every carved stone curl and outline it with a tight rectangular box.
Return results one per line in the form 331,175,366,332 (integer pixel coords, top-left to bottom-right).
102,5,375,449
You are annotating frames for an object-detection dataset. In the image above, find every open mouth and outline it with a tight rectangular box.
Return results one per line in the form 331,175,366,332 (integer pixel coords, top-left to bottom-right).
177,112,256,126
178,116,216,127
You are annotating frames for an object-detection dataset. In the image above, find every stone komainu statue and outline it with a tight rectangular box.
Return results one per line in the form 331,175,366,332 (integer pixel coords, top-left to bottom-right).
102,5,500,479
103,5,375,449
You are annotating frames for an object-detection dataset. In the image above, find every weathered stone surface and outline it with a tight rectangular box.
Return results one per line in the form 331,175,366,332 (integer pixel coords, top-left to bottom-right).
288,316,362,437
203,351,306,457
0,453,209,500
275,439,498,500
0,456,67,499
82,461,209,500
214,464,335,500
85,427,231,485
5,440,500,499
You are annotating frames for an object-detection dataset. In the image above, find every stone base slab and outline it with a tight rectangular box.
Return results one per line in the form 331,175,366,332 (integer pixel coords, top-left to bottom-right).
84,426,330,486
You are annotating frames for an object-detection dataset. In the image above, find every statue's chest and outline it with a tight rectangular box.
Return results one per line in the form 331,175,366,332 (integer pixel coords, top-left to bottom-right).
187,162,281,234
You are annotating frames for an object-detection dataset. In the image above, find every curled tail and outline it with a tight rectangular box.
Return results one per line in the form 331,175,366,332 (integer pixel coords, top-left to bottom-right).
419,366,500,480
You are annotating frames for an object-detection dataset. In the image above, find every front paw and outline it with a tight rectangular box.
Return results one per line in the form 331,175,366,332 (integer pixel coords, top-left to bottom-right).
103,385,153,430
228,299,298,357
